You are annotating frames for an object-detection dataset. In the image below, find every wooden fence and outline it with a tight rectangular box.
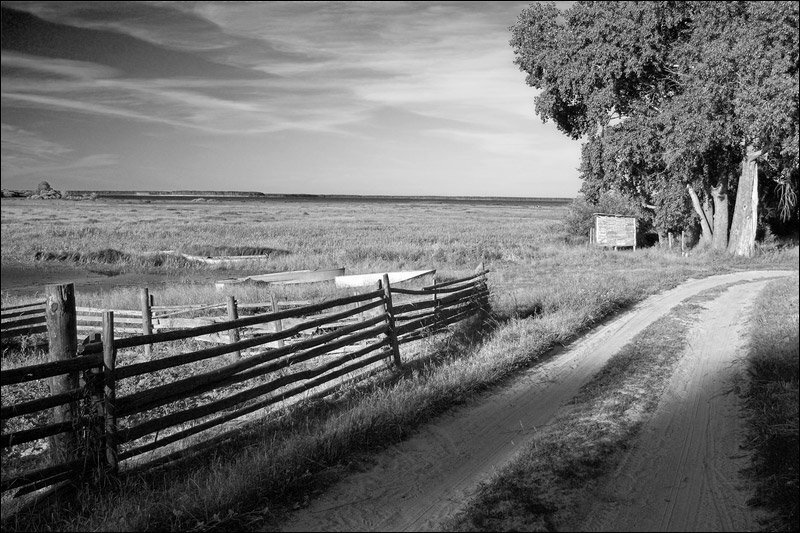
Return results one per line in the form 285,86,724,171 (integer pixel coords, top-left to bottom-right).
1,290,311,348
1,300,47,342
1,267,489,497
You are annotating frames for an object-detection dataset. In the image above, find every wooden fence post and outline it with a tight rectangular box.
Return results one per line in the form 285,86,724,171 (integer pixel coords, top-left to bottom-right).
681,230,686,253
227,296,241,358
84,333,106,474
45,283,79,467
432,273,439,312
381,274,402,368
103,311,118,474
668,232,674,250
269,293,284,348
475,262,489,317
140,288,153,357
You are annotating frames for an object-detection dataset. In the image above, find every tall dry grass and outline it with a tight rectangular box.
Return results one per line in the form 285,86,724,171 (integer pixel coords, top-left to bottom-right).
743,273,799,531
1,197,797,531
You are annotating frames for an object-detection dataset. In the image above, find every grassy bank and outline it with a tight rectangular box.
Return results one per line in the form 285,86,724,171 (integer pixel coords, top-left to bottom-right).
743,274,799,531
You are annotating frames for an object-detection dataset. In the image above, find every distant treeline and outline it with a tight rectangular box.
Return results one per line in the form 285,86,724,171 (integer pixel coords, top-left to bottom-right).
63,191,574,205
68,190,267,197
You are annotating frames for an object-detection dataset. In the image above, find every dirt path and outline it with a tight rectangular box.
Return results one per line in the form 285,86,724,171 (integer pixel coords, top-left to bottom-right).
577,277,777,532
275,270,792,532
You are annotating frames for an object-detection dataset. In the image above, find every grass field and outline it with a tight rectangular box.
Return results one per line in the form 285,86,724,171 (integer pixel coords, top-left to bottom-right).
1,196,797,531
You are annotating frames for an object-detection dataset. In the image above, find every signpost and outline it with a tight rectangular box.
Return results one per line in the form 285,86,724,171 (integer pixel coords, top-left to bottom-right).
593,214,637,250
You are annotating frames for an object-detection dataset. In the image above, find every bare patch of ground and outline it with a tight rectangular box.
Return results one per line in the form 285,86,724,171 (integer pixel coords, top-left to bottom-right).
274,270,792,532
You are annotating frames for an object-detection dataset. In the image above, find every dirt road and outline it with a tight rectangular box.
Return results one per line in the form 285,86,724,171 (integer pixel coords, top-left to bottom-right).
276,270,793,532
577,276,779,532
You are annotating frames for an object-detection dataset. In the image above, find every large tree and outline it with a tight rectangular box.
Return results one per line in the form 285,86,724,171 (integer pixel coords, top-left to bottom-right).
510,1,798,255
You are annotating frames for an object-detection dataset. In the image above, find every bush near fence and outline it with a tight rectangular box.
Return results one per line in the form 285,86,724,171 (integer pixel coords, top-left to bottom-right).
1,267,489,499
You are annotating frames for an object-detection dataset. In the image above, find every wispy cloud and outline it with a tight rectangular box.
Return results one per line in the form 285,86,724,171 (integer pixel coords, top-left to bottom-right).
1,2,582,195
2,2,537,141
1,123,116,183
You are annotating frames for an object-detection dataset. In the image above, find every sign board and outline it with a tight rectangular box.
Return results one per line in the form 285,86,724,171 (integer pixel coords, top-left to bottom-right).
594,214,637,248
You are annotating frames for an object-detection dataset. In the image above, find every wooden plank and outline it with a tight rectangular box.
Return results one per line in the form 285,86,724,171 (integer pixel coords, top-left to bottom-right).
395,301,479,336
118,341,390,461
1,307,46,320
215,268,344,290
396,310,476,346
1,314,47,328
151,303,226,319
422,270,488,290
394,309,436,322
152,317,217,329
393,287,485,317
78,325,140,335
0,387,85,419
1,353,102,386
0,324,48,339
334,269,435,288
0,300,46,312
1,420,79,448
236,302,275,310
78,315,144,324
393,298,438,315
151,303,223,311
117,319,388,417
76,307,141,317
392,280,482,295
79,290,384,355
114,299,385,380
119,338,390,445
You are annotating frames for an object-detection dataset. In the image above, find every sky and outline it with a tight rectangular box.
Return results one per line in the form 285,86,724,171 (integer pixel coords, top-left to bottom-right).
0,1,581,197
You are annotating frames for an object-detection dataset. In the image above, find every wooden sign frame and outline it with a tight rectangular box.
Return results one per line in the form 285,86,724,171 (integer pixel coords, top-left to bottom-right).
592,213,637,250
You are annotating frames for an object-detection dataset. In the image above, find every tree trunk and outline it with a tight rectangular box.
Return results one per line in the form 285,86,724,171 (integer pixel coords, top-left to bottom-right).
711,177,729,251
687,184,713,246
728,148,760,257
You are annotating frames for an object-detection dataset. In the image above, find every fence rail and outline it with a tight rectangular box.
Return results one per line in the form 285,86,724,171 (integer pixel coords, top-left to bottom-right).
1,300,47,340
1,266,490,498
1,295,314,345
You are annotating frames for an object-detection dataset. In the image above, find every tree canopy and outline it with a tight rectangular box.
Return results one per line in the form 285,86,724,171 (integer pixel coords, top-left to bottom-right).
510,1,798,254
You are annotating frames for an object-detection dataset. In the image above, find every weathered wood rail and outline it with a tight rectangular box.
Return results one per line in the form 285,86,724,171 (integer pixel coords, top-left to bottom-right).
1,291,315,346
1,300,47,341
1,266,489,497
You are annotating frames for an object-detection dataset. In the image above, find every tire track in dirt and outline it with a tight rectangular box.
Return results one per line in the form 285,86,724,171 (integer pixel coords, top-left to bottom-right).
578,277,780,532
275,270,792,532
